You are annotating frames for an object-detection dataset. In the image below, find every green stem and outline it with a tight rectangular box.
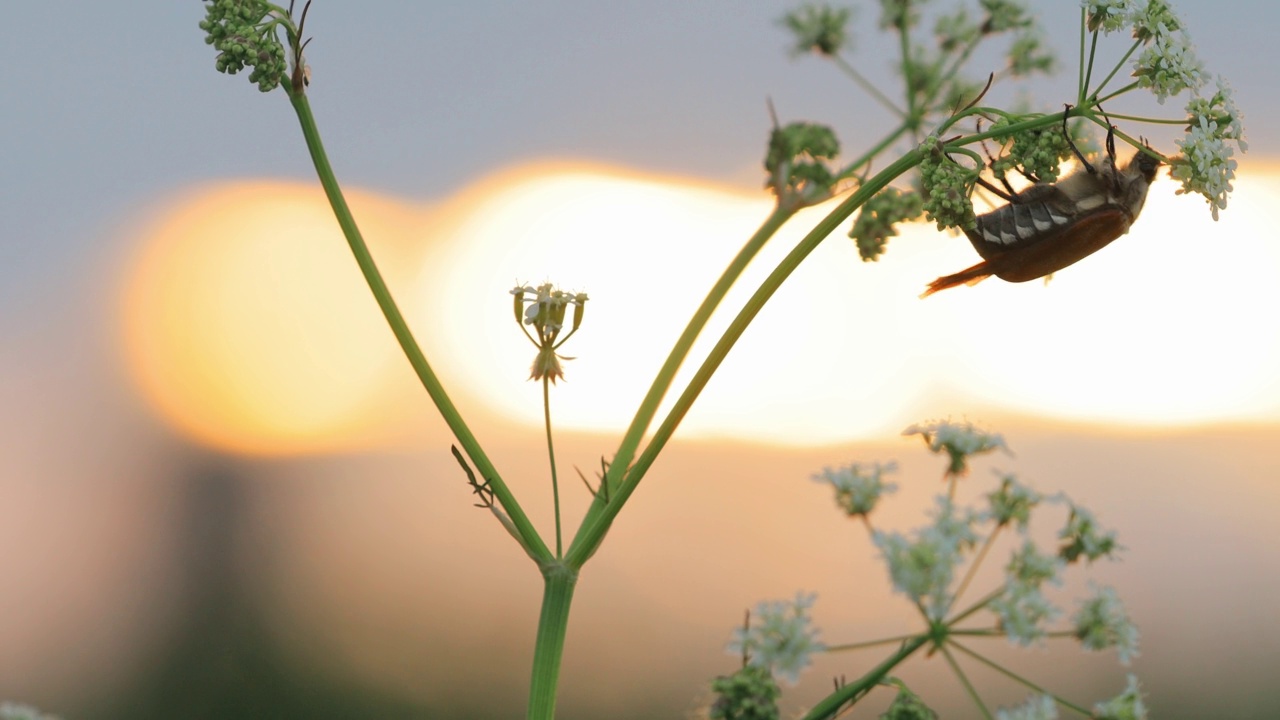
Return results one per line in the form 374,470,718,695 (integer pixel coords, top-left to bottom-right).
527,562,578,720
543,377,562,558
825,633,923,653
947,524,1002,615
1093,80,1142,107
836,123,913,183
285,91,550,562
567,149,921,569
562,204,796,566
939,644,994,720
800,633,930,720
947,587,1002,626
1089,40,1143,104
1077,8,1087,107
833,54,906,118
1082,30,1101,106
949,640,1092,717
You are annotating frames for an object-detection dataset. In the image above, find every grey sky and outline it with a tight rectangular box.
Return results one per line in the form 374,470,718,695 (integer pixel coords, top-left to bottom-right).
0,2,1273,313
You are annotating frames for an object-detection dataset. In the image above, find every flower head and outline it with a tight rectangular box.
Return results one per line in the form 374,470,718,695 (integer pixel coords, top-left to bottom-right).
874,498,978,618
1074,585,1140,664
511,283,588,383
995,694,1058,720
0,703,59,720
1092,674,1149,720
918,140,979,232
200,0,292,92
1083,0,1138,34
985,473,1042,530
727,592,824,685
1170,77,1247,220
708,664,781,720
990,580,1059,647
782,4,853,57
904,420,1009,477
848,187,924,261
1058,504,1120,563
812,461,898,517
765,122,842,209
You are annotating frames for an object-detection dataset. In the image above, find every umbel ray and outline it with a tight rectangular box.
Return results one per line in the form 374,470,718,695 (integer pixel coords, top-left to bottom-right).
922,113,1162,297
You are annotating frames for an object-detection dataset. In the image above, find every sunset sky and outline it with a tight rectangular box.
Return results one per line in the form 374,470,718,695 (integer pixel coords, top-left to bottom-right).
3,3,1279,719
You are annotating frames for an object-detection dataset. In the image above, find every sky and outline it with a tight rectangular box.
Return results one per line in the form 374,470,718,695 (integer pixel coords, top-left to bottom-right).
3,2,1280,719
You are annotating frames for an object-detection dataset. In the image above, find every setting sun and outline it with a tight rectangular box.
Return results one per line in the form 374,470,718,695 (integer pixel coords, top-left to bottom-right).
118,164,1280,455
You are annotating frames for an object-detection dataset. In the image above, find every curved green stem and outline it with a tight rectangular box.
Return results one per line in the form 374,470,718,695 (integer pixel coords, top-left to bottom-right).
800,633,931,720
562,204,797,566
568,150,922,568
285,90,550,562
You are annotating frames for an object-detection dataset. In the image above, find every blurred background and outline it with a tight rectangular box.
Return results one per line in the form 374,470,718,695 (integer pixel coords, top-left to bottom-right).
3,2,1278,718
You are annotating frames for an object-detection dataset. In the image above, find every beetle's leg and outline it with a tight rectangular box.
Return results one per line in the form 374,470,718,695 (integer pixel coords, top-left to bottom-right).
974,175,1019,203
1063,105,1096,175
976,117,1037,194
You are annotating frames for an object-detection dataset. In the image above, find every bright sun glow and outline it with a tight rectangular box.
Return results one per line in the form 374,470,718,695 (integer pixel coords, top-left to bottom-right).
119,163,1280,455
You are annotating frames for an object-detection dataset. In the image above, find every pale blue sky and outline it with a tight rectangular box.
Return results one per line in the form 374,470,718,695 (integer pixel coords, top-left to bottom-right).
0,2,1274,316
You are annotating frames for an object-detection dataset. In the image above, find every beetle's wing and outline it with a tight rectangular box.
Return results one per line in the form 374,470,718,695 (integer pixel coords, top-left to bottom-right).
987,207,1130,282
964,184,1080,260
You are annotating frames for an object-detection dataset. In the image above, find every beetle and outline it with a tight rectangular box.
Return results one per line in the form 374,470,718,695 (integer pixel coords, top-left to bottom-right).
921,118,1161,297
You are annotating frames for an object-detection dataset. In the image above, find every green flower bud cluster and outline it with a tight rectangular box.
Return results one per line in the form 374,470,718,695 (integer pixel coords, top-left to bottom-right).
200,0,290,92
781,4,852,57
764,122,841,208
848,187,923,261
990,117,1072,184
918,141,977,232
709,665,781,720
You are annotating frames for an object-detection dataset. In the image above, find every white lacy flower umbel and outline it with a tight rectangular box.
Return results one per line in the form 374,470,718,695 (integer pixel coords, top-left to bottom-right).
996,694,1059,720
1074,585,1140,664
811,461,898,516
727,592,825,685
903,420,1008,477
1172,77,1247,220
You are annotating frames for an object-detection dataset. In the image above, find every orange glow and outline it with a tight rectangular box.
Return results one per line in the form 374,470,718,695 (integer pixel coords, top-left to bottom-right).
118,164,1280,456
120,182,424,455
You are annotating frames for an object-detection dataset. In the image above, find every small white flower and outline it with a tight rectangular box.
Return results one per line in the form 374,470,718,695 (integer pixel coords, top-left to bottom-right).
1171,76,1247,220
996,693,1059,720
1133,26,1205,103
1093,674,1149,720
1074,585,1140,664
811,461,898,516
0,703,59,720
1058,504,1120,563
727,592,825,685
990,580,1060,646
1006,540,1065,588
873,498,977,618
985,473,1043,530
1082,0,1139,34
904,420,1008,476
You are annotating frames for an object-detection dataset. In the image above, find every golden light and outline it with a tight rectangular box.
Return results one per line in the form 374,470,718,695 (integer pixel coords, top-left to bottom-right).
118,163,1280,456
120,182,423,455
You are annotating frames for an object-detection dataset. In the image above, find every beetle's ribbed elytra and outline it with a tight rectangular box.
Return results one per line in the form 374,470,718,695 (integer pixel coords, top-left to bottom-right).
922,122,1161,297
